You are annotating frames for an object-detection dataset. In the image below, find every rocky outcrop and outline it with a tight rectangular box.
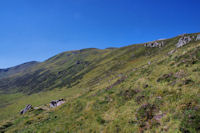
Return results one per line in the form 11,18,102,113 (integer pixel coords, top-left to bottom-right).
176,36,192,48
196,34,200,41
176,34,200,48
145,34,200,49
144,41,165,48
50,99,65,108
19,99,65,115
20,104,33,115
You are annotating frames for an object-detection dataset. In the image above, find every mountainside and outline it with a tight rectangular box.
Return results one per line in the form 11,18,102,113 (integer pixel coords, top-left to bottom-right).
0,33,200,133
0,61,39,79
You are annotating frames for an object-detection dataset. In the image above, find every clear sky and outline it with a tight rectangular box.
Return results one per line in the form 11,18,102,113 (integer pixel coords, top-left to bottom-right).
0,0,200,68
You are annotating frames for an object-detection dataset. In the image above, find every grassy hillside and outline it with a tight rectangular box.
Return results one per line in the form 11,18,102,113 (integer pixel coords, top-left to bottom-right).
0,33,200,133
0,61,39,79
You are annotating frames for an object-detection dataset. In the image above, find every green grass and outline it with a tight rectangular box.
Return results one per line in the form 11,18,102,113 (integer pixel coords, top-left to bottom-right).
0,33,200,132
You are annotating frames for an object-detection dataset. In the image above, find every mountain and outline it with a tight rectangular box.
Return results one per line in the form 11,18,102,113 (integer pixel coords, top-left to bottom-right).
0,33,200,133
0,61,39,79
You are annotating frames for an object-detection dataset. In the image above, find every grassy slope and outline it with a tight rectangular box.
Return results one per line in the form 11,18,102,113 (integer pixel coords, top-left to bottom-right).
0,61,39,79
0,33,200,133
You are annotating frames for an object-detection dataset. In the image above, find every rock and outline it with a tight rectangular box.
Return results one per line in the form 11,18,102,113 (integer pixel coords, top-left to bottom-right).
50,99,65,108
34,105,49,111
176,34,200,48
176,36,192,48
76,61,81,64
156,96,162,100
153,111,166,121
196,34,200,41
144,41,165,48
33,107,39,110
168,49,176,55
174,70,185,79
162,126,169,132
20,104,33,115
132,68,137,71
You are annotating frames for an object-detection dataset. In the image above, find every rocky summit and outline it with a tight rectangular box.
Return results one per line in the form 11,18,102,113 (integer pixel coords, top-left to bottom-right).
0,32,200,133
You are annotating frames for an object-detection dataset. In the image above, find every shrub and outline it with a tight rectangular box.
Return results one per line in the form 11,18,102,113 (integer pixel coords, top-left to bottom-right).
180,107,200,133
96,116,106,124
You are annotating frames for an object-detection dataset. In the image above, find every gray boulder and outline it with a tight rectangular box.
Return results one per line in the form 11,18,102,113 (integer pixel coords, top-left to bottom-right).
20,104,33,115
144,41,165,48
176,36,192,48
50,99,65,108
196,34,200,41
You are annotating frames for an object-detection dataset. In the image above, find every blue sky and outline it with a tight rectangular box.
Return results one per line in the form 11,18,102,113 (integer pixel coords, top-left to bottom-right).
0,0,200,68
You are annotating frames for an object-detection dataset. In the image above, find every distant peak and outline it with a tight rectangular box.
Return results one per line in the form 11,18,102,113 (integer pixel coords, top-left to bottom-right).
105,47,117,49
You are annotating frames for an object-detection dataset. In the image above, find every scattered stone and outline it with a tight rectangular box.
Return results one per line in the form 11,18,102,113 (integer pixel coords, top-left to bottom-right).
162,126,169,132
50,99,65,108
196,34,200,41
156,96,162,100
168,49,176,55
174,70,186,79
76,61,81,64
170,81,176,86
132,68,137,71
20,104,33,115
153,111,166,121
144,41,165,48
176,36,192,48
33,107,39,110
34,105,49,111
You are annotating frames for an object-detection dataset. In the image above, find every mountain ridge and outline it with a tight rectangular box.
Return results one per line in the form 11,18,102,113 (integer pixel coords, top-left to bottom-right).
0,32,200,94
0,61,39,79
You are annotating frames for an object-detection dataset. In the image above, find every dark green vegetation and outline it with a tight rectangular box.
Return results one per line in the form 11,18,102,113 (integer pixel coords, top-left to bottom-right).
0,33,200,132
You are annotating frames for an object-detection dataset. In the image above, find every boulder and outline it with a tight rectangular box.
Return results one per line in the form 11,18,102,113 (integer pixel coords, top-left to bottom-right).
144,41,165,48
176,36,192,48
196,34,200,41
50,99,65,108
20,104,33,115
168,49,176,55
